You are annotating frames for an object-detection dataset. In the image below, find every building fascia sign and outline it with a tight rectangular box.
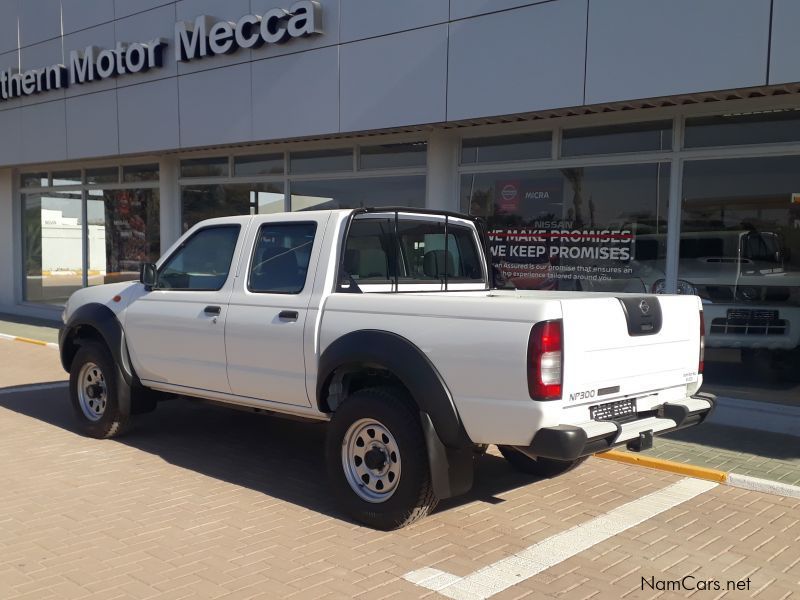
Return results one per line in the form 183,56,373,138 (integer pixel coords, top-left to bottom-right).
0,0,320,103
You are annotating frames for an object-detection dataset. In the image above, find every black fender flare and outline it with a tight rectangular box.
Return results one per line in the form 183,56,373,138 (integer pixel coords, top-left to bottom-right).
317,330,474,498
59,303,137,387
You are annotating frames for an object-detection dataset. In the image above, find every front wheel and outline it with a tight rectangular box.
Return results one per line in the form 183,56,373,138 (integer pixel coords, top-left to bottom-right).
498,445,586,477
325,387,438,530
69,341,131,439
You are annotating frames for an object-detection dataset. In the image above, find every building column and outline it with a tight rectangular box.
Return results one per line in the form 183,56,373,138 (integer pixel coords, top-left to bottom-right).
158,156,181,253
0,168,16,312
426,129,460,212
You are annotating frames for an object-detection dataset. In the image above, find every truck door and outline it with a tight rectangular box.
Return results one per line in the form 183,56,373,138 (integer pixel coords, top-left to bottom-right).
224,215,326,406
124,224,245,393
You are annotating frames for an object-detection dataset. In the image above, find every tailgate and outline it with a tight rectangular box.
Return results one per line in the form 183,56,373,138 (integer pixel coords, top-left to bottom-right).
560,295,702,404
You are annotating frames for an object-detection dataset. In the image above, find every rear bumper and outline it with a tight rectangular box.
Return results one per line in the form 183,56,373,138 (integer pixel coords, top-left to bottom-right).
514,392,716,462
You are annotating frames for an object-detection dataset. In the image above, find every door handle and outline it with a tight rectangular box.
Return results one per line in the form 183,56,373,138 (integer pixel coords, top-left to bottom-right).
279,310,299,321
204,305,222,316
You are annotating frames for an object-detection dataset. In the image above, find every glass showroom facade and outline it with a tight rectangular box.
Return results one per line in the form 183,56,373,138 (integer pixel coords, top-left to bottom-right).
21,164,160,305
13,105,800,409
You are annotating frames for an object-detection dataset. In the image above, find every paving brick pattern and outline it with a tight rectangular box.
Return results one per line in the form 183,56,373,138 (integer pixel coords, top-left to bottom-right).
0,339,67,387
1,343,799,599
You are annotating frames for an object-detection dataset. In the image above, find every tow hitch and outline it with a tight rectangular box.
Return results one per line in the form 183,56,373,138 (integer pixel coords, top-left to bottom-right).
626,429,653,452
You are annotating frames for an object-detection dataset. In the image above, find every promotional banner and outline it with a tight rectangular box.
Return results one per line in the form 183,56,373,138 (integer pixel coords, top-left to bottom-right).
484,177,635,289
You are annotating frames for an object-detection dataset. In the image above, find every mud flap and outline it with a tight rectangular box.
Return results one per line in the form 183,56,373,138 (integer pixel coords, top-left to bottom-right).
420,411,474,499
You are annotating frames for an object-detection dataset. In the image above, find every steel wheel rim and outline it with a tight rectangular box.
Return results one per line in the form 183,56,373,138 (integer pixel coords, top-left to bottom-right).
77,362,107,422
341,418,401,503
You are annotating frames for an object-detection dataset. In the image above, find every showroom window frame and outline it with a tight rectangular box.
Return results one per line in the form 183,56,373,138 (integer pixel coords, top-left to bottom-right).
18,161,160,306
457,97,800,294
177,138,429,224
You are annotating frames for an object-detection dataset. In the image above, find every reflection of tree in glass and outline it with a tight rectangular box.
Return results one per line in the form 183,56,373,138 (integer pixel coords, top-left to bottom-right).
24,204,42,276
561,167,585,228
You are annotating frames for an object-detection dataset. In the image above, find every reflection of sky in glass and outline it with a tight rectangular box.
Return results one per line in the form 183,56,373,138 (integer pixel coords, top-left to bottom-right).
40,194,82,219
52,177,81,186
253,191,284,213
88,198,104,223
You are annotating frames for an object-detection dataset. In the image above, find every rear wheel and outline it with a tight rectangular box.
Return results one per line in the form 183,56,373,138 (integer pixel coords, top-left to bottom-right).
69,341,131,439
498,445,587,477
326,387,438,530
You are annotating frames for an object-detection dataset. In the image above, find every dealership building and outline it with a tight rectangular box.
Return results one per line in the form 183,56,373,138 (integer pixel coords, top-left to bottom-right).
0,0,798,428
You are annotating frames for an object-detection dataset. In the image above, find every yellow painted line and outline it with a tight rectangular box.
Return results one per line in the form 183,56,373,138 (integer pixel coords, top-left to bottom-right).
597,449,728,483
13,336,49,347
0,332,58,349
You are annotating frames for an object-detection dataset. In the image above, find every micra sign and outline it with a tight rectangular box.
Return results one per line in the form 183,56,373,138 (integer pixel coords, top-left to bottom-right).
0,1,320,103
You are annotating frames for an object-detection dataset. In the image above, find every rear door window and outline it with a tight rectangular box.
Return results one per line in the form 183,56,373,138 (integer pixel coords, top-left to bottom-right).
248,223,317,294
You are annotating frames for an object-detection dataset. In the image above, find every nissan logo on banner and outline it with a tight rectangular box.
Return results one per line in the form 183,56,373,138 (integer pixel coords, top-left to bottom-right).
0,1,322,103
498,182,520,213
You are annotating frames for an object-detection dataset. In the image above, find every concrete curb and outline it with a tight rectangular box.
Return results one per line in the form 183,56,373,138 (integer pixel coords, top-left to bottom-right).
726,472,800,499
597,450,800,500
0,332,58,349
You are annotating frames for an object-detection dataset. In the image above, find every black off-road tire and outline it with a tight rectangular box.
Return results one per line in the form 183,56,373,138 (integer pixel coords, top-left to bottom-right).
498,445,587,477
326,387,438,530
69,341,132,439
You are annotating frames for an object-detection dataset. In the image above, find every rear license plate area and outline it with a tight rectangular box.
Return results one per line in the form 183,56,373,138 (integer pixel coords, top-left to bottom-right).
590,398,637,422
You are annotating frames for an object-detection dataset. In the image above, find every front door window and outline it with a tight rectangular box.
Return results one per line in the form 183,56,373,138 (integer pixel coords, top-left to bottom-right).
158,225,240,291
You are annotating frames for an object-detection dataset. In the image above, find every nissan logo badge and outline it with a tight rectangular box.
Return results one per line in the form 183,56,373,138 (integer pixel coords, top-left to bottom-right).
639,299,651,315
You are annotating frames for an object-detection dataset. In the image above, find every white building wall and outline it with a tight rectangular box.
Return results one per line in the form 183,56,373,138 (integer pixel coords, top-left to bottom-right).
0,0,790,170
38,210,106,273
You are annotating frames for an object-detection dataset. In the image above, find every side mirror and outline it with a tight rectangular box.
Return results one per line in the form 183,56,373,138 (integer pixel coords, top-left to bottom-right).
140,263,157,289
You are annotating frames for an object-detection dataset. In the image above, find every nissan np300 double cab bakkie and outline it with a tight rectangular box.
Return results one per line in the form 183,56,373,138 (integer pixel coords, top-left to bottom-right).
60,208,714,529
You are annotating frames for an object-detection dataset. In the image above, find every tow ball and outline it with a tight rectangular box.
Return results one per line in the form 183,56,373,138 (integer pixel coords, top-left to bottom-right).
626,429,654,452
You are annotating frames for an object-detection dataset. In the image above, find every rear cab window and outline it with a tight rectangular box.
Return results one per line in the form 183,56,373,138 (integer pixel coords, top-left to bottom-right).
340,213,487,292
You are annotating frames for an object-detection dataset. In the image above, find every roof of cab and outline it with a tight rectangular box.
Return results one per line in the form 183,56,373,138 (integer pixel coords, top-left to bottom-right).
186,208,477,230
188,209,354,228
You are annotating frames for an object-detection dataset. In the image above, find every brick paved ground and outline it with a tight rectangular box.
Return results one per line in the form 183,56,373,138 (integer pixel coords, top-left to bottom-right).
1,340,799,599
0,338,67,387
624,425,800,487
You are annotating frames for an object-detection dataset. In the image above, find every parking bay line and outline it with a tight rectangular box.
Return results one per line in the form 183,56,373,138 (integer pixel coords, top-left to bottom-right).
402,477,718,600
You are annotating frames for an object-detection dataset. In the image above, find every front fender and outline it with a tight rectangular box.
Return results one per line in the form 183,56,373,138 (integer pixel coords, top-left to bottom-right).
59,303,136,386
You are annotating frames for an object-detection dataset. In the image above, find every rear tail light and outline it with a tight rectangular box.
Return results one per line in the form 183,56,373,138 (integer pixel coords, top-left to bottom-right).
528,320,563,400
699,310,705,374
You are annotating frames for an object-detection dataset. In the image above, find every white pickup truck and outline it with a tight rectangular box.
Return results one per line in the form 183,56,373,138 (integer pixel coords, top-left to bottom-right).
59,208,714,529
